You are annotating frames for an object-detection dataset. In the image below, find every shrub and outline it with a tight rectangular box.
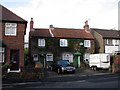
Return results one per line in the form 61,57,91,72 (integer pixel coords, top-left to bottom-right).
3,62,10,69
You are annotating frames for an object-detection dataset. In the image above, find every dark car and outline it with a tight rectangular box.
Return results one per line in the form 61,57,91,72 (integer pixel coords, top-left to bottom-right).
50,60,76,74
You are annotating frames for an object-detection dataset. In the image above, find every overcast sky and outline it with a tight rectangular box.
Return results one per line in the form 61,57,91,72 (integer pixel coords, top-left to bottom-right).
0,0,119,42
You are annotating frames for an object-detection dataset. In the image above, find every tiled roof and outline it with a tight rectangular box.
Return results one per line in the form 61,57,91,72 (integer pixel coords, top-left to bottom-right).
0,4,26,22
51,28,94,39
30,27,94,39
30,29,51,37
91,28,120,39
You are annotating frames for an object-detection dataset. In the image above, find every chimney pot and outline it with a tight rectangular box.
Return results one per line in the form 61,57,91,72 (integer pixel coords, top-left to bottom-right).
49,25,53,28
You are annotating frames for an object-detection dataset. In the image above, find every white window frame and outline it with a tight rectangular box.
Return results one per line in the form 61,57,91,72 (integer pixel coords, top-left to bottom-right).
5,23,17,36
0,48,5,63
33,54,38,62
115,39,119,46
62,53,73,63
38,39,45,47
84,40,91,47
84,53,90,62
60,39,68,47
46,54,53,61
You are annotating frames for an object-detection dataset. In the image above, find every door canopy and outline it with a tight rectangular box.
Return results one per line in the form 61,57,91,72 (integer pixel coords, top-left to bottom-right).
38,51,46,56
74,51,81,56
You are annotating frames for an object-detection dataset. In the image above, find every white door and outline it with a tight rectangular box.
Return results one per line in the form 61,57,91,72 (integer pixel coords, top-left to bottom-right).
78,56,80,67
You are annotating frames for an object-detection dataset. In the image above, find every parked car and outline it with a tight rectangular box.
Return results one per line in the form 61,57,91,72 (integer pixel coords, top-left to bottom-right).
50,60,76,74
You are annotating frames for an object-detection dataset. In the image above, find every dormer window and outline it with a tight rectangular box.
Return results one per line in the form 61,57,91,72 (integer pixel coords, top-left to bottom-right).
5,23,17,36
60,39,68,47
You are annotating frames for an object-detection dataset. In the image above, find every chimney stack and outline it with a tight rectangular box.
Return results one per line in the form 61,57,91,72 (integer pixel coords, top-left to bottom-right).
30,18,34,30
84,20,89,31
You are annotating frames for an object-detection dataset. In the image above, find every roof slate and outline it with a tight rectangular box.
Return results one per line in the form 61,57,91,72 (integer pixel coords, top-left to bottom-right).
30,27,94,39
0,4,26,22
30,29,51,37
91,28,120,39
51,28,94,39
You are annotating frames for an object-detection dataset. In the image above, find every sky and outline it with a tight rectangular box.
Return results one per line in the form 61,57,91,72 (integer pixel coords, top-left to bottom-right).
0,0,119,42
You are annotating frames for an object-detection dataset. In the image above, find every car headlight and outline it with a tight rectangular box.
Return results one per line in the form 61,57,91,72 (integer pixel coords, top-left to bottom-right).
73,67,76,70
62,67,66,70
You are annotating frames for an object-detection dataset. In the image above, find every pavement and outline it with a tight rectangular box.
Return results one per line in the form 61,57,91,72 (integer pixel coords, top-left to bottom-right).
2,67,116,84
2,68,120,89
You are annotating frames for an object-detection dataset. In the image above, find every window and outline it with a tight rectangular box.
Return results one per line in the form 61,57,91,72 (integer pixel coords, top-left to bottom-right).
84,53,90,62
105,39,113,45
0,48,5,63
5,23,17,36
115,39,119,45
84,40,91,47
60,39,68,47
33,54,38,61
62,53,73,63
38,39,45,47
46,54,53,61
108,39,113,45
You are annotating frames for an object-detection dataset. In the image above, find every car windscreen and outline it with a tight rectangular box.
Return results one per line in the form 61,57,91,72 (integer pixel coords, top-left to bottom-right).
57,61,70,65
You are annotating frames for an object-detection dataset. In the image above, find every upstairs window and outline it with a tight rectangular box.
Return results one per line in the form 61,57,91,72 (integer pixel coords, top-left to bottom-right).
115,39,119,46
5,23,17,36
60,39,68,47
38,39,45,47
84,40,91,47
105,39,113,46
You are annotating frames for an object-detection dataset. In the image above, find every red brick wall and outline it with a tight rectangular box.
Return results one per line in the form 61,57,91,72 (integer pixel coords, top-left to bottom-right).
2,22,25,67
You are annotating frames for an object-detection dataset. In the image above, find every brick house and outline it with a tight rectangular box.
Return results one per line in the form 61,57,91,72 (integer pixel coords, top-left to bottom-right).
0,4,27,71
90,28,120,54
29,19,94,68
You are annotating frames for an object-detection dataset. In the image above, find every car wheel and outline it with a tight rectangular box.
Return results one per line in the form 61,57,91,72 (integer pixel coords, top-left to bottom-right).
57,68,61,74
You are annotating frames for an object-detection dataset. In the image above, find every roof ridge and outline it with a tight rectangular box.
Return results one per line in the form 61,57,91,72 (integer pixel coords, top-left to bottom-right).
91,28,118,31
54,27,83,30
34,28,49,30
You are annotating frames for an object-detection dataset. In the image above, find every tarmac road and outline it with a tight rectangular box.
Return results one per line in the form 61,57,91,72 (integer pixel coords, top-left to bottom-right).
2,73,120,89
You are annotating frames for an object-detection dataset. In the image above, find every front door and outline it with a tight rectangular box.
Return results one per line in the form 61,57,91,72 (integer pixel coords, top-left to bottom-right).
74,56,78,68
74,56,81,68
10,50,19,70
39,55,45,68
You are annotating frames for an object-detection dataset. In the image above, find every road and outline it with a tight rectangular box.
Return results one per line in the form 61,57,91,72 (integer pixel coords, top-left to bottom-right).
2,73,120,89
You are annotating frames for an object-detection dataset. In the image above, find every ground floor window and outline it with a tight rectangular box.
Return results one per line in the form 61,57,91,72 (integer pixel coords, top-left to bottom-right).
62,53,73,63
0,47,5,63
46,54,53,61
33,54,38,62
83,53,90,62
